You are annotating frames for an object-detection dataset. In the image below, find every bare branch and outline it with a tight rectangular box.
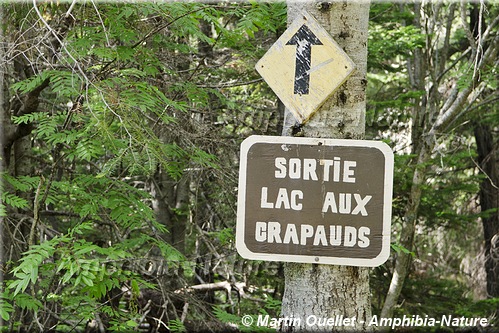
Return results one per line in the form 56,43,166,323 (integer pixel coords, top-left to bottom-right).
197,78,263,89
431,34,498,134
28,176,45,247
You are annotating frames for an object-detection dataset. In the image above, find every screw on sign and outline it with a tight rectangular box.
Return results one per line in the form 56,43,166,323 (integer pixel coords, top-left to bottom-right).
236,136,394,267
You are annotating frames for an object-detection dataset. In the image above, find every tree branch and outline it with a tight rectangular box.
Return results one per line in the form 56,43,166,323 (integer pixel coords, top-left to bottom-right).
431,34,498,135
28,176,45,247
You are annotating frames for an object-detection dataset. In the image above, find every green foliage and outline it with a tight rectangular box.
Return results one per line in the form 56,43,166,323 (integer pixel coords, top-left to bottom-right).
3,223,154,331
10,70,81,98
391,277,499,331
213,296,281,332
391,243,415,256
419,143,480,229
0,174,41,216
236,2,287,38
11,111,50,125
368,4,425,72
3,2,290,331
10,71,50,95
168,319,187,333
8,239,56,296
214,306,273,332
7,228,126,296
107,318,140,332
263,295,282,313
12,293,43,313
397,277,468,317
210,227,235,246
0,293,14,321
456,297,499,324
1,192,28,211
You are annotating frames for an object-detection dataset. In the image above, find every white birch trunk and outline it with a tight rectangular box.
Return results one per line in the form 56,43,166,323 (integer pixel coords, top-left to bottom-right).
281,2,372,332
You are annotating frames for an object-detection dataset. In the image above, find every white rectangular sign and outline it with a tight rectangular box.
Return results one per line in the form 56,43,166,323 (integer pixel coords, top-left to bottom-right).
236,135,394,267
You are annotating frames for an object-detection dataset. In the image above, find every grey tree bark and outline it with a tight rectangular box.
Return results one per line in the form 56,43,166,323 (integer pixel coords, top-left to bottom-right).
280,2,372,332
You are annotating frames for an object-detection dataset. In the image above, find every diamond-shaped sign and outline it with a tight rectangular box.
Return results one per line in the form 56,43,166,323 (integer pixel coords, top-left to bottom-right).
256,11,355,124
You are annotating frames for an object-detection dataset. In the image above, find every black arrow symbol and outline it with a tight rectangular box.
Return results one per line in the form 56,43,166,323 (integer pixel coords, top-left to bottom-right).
286,24,323,95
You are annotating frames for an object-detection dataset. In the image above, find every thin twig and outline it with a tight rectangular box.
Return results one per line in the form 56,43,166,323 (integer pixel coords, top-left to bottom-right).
468,142,499,191
198,78,263,89
28,176,45,247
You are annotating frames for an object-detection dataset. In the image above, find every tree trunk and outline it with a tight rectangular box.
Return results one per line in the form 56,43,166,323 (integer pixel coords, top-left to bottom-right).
0,5,6,329
380,3,427,318
150,168,188,256
474,122,499,301
280,2,371,332
380,144,428,319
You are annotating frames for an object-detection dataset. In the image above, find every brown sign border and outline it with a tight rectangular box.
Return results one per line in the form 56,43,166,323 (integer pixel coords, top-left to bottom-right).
236,135,394,267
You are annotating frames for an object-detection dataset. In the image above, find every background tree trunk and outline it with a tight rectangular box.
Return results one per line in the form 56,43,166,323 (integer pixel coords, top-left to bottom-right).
0,4,6,329
474,122,499,301
280,2,372,332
